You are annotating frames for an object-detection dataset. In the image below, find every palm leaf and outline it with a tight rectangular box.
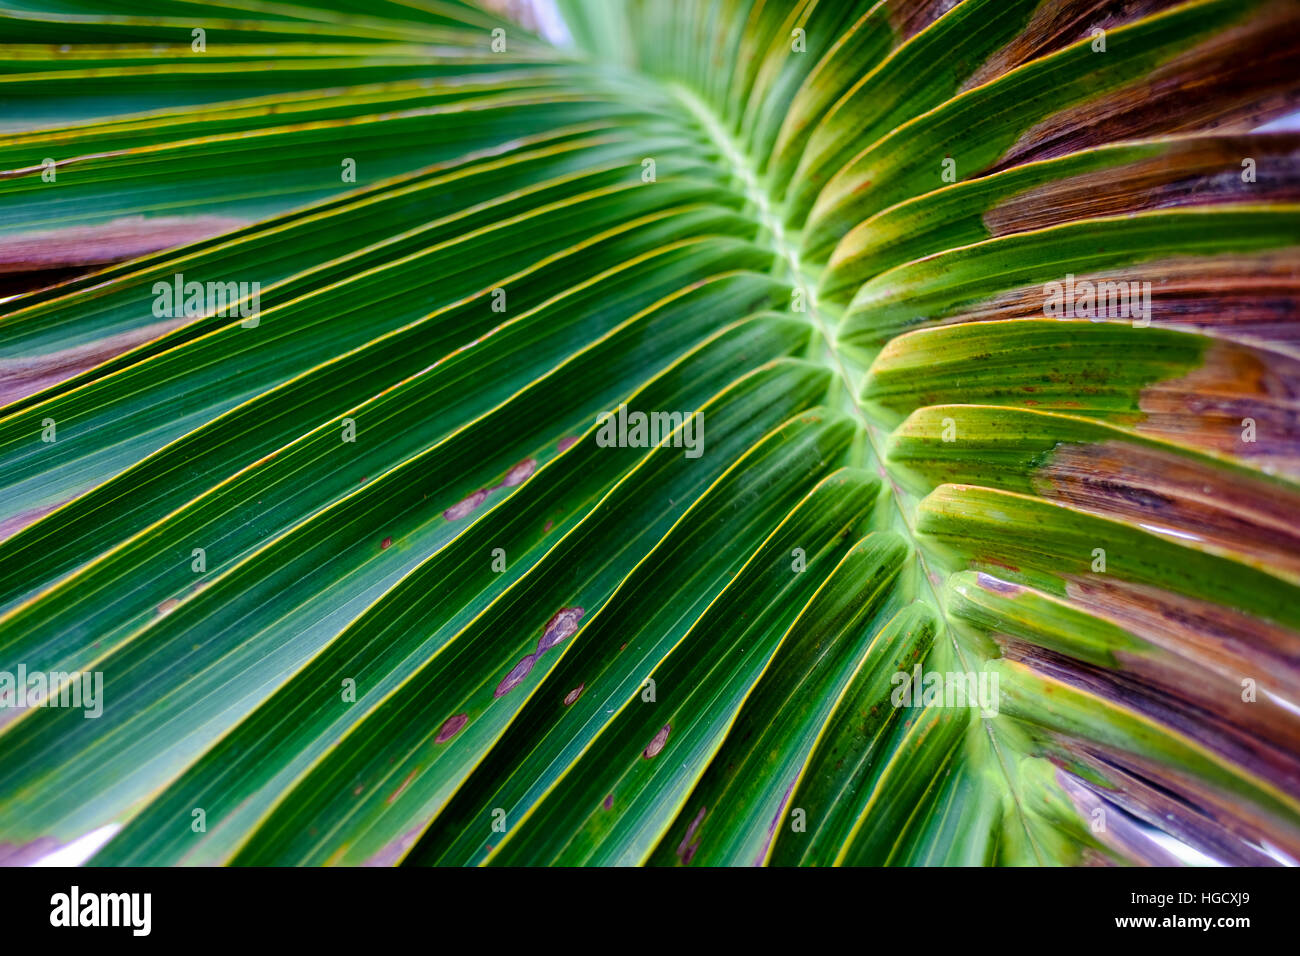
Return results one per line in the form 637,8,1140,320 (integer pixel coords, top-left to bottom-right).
0,0,1297,867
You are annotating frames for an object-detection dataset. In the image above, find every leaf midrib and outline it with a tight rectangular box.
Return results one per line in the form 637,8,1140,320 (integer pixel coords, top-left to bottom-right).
660,69,1048,865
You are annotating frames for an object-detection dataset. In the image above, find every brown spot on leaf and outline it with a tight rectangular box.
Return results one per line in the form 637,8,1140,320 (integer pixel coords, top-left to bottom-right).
0,836,69,866
0,320,190,406
977,572,1021,595
387,769,419,804
0,500,64,543
494,654,536,698
498,458,536,488
435,712,469,743
361,825,425,867
444,488,489,522
643,724,671,759
563,684,585,706
0,215,248,272
536,606,584,653
677,806,707,864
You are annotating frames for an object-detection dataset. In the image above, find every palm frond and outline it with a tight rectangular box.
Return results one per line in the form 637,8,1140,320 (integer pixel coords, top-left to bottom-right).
1,0,1297,867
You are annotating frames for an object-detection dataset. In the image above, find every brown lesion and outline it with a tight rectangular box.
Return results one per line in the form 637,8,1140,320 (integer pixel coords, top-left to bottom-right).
0,499,66,544
1078,745,1300,861
1037,439,1300,574
964,0,1186,93
0,215,247,277
1060,576,1300,755
1139,336,1300,474
1003,640,1300,857
985,134,1300,237
888,0,965,42
0,316,189,407
985,1,1300,175
1117,255,1300,346
937,254,1300,351
1055,751,1290,864
1142,256,1298,346
1052,765,1185,865
0,836,62,866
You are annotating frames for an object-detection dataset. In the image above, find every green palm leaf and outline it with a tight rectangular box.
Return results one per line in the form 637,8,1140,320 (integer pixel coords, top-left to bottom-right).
0,0,1297,867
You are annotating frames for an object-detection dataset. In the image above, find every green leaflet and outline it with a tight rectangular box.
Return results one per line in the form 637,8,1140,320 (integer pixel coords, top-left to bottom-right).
838,206,1300,356
646,529,913,866
227,361,832,865
93,317,815,865
472,427,863,866
801,0,1294,258
766,601,941,866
